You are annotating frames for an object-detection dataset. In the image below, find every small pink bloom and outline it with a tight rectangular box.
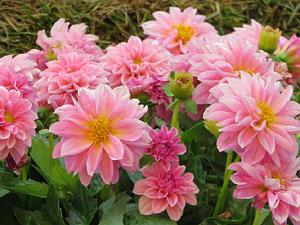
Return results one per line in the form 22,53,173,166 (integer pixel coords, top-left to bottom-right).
101,36,170,88
146,74,172,105
0,87,37,163
133,161,199,221
204,72,300,164
229,157,300,225
34,51,109,109
125,77,152,99
145,125,186,168
142,7,217,55
49,84,150,186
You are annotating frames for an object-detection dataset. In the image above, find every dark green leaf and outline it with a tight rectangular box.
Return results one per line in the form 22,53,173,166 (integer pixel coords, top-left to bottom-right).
170,71,175,80
88,174,104,196
49,165,79,191
0,194,23,225
98,193,131,225
181,122,214,143
184,99,197,114
0,188,9,198
126,170,144,184
124,204,177,225
13,208,51,225
41,185,65,225
163,84,174,97
66,184,97,225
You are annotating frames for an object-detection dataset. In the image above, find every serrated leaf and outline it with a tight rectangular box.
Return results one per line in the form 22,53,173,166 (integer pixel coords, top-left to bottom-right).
181,122,214,143
66,185,97,225
13,208,51,225
0,188,9,198
163,83,174,97
184,99,197,114
124,204,177,225
41,185,65,225
88,174,104,196
98,193,131,225
0,179,48,198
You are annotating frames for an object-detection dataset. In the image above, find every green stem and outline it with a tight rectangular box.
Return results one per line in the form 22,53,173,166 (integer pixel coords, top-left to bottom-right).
49,132,54,153
171,99,181,133
213,154,240,217
252,209,260,225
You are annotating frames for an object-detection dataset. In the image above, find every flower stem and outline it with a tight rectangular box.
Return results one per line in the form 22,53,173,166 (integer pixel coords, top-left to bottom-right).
213,153,240,217
49,132,54,153
252,209,260,225
171,99,181,134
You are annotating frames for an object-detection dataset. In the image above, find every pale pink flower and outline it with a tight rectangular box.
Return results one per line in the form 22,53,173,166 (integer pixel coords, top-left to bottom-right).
233,19,262,48
146,74,171,105
229,157,300,225
34,51,109,109
49,84,150,186
276,34,300,85
142,7,217,55
101,36,170,88
0,87,37,163
0,54,40,82
192,37,281,105
145,125,186,168
133,161,199,221
204,72,300,164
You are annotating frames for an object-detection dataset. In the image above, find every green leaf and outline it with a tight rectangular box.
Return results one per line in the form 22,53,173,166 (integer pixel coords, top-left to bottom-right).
258,208,273,225
98,193,131,225
88,174,104,196
126,170,144,184
0,188,9,198
0,179,48,198
163,83,174,97
49,165,79,191
124,204,177,225
41,185,66,225
166,98,179,110
184,99,197,114
170,71,175,80
66,185,97,225
181,122,214,143
13,208,51,225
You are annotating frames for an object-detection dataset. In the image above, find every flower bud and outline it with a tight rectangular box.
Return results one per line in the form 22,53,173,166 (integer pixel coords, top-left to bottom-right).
170,71,194,100
258,26,281,54
204,120,221,138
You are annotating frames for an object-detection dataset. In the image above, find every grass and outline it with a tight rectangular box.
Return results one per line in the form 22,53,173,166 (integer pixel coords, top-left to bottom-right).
0,0,300,56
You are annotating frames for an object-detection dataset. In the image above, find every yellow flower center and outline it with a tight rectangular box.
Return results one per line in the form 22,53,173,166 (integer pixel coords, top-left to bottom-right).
256,102,276,126
271,171,287,186
174,24,196,45
133,58,142,65
87,117,111,143
4,112,14,123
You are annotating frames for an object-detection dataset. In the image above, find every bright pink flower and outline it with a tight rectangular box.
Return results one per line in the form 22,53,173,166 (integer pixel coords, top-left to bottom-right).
49,84,150,186
0,54,40,82
192,37,281,105
145,125,186,168
133,161,199,221
204,72,300,164
35,18,103,67
229,157,300,225
34,51,109,109
233,19,262,48
146,74,171,105
276,34,300,85
101,36,170,88
0,87,37,164
142,7,217,55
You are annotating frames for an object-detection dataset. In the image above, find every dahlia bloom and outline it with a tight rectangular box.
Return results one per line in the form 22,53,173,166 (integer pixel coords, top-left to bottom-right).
146,74,171,105
0,54,40,82
125,77,151,100
101,36,170,88
49,84,150,186
145,125,186,168
34,51,109,109
203,72,300,164
191,36,281,105
276,34,300,85
142,7,217,55
0,87,37,164
229,158,300,225
233,19,262,48
133,161,199,221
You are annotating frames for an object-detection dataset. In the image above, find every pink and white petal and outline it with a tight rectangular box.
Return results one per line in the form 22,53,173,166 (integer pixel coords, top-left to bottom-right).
139,196,154,215
133,179,148,195
111,119,145,141
166,205,184,221
79,169,93,186
99,151,114,184
166,193,178,207
102,135,124,160
60,137,92,157
152,198,169,213
86,144,103,176
184,191,197,205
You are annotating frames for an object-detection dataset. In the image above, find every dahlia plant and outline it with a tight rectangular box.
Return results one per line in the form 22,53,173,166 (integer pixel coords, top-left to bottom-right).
0,6,299,225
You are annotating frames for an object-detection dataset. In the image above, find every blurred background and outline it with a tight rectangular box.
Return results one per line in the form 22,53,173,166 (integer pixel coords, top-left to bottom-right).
0,0,299,56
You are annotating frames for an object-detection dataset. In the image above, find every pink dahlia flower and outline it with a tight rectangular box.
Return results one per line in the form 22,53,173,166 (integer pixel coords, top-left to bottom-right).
125,77,151,100
142,7,217,55
34,51,109,109
0,87,37,163
233,19,262,48
204,72,300,164
49,84,150,186
0,54,40,82
101,36,170,88
276,34,300,85
133,161,199,221
229,158,300,225
146,74,171,105
145,125,186,168
191,37,281,105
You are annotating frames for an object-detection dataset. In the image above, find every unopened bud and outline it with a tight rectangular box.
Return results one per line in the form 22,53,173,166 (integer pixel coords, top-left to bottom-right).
258,26,281,54
170,71,194,100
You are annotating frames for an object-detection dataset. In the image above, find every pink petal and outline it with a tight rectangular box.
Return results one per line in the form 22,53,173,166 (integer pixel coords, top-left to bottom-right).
184,191,197,205
139,196,154,215
152,198,169,213
79,169,93,186
86,144,103,176
60,137,92,157
166,193,178,207
99,151,114,184
133,179,148,195
166,205,183,221
102,135,124,160
111,119,145,141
